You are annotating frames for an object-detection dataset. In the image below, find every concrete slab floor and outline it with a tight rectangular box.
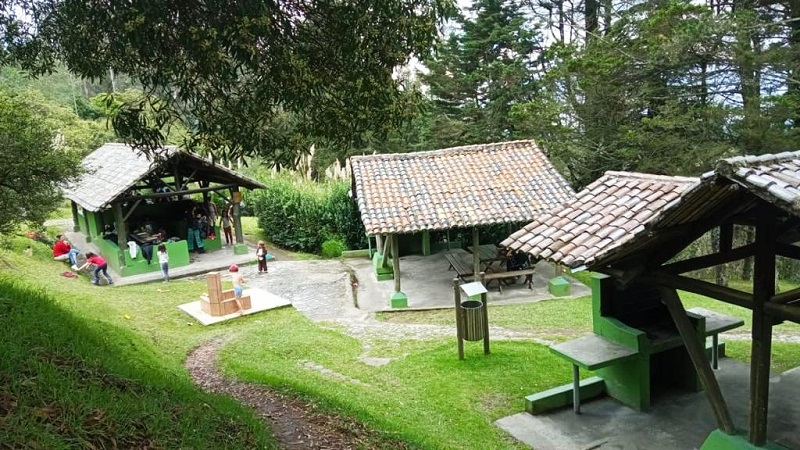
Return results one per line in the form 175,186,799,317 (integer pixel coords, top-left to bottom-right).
496,359,800,450
349,249,591,312
61,228,258,286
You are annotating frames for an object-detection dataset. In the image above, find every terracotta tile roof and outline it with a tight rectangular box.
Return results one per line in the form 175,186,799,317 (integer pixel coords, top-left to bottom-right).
501,171,700,268
63,143,266,212
348,140,575,235
713,150,800,215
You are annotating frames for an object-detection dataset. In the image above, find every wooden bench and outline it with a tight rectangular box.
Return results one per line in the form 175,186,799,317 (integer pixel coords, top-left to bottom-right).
550,335,638,413
444,253,474,281
550,308,744,414
482,268,536,293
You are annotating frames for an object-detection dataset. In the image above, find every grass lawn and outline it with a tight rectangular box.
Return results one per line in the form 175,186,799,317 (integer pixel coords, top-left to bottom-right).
4,236,800,448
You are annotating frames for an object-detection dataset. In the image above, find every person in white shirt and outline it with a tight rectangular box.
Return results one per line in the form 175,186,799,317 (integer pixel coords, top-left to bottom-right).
157,244,169,282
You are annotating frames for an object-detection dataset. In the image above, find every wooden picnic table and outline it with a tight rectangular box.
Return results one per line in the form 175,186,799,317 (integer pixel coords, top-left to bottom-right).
466,244,505,271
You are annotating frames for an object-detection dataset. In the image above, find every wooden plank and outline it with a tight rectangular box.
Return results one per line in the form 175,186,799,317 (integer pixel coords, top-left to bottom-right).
454,278,464,360
550,335,638,371
764,302,800,324
392,234,401,293
643,271,753,309
775,242,800,261
770,286,800,305
660,287,735,434
472,228,480,280
662,243,756,275
686,307,745,335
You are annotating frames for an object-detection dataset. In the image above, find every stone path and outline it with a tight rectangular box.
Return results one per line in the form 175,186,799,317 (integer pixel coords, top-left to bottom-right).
239,260,555,351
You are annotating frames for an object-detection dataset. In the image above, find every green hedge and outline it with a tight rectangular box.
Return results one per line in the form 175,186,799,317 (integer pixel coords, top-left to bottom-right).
251,174,367,253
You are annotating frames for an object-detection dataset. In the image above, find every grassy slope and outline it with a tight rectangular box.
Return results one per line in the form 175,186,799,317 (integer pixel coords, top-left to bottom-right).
0,237,277,449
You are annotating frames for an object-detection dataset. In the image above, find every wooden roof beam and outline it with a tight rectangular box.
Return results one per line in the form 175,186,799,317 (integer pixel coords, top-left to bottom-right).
641,271,753,309
662,243,757,275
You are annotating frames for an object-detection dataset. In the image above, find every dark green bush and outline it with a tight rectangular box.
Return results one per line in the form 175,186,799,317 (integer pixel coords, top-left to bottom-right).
321,238,346,259
251,173,367,254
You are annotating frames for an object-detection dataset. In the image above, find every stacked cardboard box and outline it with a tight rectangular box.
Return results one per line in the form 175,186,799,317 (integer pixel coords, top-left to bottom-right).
200,271,251,316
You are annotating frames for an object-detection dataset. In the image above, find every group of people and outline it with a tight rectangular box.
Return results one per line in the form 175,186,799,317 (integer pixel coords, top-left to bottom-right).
50,209,265,291
185,201,237,252
52,235,113,285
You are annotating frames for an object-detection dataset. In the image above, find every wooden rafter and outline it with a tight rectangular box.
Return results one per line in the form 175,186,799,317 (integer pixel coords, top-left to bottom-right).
116,183,239,203
662,243,757,275
640,271,753,308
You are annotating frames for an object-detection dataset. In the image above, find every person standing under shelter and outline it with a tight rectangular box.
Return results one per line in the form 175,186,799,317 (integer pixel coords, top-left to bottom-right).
220,205,233,246
53,234,81,269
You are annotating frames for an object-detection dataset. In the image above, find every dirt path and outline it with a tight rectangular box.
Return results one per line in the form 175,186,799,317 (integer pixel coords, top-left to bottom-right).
185,339,406,450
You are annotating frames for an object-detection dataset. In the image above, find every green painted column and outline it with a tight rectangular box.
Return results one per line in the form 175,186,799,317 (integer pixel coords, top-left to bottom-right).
112,203,127,268
390,233,407,308
421,230,431,256
71,201,80,231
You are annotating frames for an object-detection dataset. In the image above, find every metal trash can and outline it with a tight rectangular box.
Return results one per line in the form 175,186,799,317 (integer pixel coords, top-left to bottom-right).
461,300,484,341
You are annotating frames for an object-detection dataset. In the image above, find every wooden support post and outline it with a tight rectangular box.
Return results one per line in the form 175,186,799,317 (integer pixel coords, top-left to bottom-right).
720,223,733,253
112,203,127,268
749,214,776,446
393,234,401,293
573,364,581,414
375,234,383,254
454,278,464,360
381,234,391,269
659,287,735,434
71,201,79,231
480,271,490,355
231,187,244,244
472,227,480,278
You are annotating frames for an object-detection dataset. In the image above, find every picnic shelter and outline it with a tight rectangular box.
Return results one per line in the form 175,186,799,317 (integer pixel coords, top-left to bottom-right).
502,154,800,448
63,143,266,277
348,140,575,307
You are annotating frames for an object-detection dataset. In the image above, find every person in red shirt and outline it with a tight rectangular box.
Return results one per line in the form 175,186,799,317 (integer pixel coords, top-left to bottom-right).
52,234,80,269
76,252,113,286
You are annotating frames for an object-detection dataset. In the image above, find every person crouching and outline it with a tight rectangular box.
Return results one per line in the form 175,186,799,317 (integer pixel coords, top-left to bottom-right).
77,252,114,286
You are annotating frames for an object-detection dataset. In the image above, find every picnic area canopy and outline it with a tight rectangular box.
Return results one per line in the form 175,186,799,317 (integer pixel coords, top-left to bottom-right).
64,142,265,213
348,139,575,236
503,151,800,446
62,143,266,267
349,139,575,308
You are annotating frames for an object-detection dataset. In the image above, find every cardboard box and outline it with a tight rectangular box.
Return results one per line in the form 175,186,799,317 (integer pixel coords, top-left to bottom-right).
221,296,251,315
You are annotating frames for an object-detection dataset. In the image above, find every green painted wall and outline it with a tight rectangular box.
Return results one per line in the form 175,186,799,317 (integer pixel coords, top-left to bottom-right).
95,237,190,277
589,273,704,411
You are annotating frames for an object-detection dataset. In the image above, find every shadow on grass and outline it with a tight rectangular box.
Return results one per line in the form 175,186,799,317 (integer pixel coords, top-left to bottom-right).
0,273,277,449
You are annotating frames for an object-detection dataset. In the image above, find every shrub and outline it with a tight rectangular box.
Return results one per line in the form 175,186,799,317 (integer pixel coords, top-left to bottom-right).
321,239,346,259
251,173,367,254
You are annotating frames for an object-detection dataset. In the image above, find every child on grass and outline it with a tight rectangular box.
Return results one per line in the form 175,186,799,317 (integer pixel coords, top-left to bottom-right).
77,252,113,286
229,264,245,314
157,244,169,282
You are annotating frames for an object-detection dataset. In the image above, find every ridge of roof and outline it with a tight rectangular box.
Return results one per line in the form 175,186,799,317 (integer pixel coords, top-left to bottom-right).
602,171,699,185
349,139,540,162
716,151,800,175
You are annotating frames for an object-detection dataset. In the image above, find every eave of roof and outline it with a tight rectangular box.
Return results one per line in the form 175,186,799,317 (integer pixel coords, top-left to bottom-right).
502,171,704,269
